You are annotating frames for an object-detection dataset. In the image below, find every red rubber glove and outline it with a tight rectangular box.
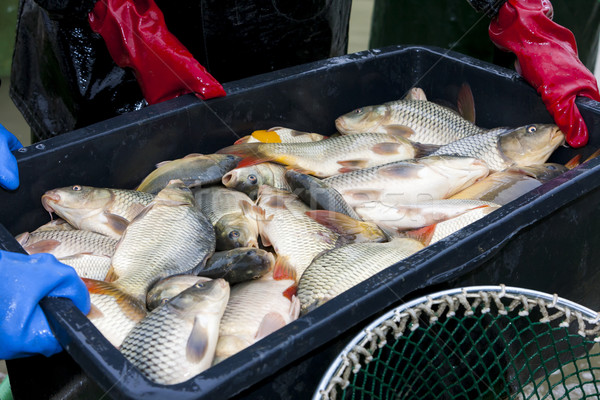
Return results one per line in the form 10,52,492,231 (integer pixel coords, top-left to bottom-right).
88,0,225,105
489,0,600,148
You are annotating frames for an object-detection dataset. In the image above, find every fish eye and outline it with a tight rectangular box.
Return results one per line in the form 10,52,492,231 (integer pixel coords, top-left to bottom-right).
229,230,240,239
353,108,363,115
546,165,557,170
160,299,168,305
195,283,205,288
247,174,258,185
526,125,537,134
72,185,82,191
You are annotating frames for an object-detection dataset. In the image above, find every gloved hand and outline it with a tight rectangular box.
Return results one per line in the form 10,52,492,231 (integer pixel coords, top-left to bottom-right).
0,251,90,359
0,123,22,190
487,0,600,148
88,0,226,105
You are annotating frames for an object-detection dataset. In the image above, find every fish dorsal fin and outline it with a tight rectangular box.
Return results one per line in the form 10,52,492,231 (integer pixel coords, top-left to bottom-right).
255,312,287,341
155,160,172,168
457,83,476,124
402,87,428,101
186,315,209,363
234,135,252,144
15,232,30,246
103,212,129,236
183,153,204,159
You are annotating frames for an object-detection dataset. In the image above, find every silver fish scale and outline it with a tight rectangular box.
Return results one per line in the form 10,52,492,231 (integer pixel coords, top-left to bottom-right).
110,190,155,220
259,194,339,278
430,206,500,244
387,100,485,144
88,290,145,347
298,239,424,313
322,160,421,189
59,254,111,280
264,132,405,158
112,202,215,300
120,305,196,384
195,187,251,225
23,230,117,258
432,130,508,171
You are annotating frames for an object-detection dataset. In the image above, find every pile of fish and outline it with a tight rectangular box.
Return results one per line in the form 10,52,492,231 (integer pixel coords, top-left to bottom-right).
17,86,586,385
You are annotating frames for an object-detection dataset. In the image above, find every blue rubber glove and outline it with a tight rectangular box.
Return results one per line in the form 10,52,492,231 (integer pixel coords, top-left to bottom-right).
0,123,23,190
0,250,91,359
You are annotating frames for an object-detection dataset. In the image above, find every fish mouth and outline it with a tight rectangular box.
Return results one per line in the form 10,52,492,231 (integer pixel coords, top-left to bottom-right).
222,171,235,186
41,191,60,213
334,117,347,133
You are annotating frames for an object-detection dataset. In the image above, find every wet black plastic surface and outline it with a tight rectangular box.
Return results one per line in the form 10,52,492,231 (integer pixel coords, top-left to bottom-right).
3,45,600,399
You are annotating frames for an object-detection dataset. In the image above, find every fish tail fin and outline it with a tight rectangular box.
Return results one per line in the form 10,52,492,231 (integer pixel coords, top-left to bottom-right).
584,148,600,164
83,278,146,320
272,256,297,282
403,224,437,246
273,256,298,300
457,83,476,124
104,266,119,282
564,154,582,169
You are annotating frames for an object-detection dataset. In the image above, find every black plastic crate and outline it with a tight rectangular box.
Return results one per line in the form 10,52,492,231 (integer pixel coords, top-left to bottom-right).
3,45,600,399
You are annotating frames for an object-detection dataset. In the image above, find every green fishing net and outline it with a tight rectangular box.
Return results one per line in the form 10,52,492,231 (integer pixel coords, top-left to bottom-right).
315,286,600,400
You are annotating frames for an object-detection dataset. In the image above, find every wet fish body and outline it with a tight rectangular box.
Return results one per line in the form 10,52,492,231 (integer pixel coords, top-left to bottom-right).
335,99,485,145
136,154,240,194
432,124,565,172
59,254,112,280
84,278,147,348
253,186,341,279
449,163,567,205
236,127,327,144
322,156,489,208
298,238,425,314
218,132,427,178
405,205,501,246
16,229,117,258
354,199,496,232
108,181,216,302
215,269,299,364
120,279,230,385
41,185,155,239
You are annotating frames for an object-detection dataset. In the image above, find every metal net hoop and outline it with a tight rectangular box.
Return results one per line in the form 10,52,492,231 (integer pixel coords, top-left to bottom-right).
315,285,600,400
